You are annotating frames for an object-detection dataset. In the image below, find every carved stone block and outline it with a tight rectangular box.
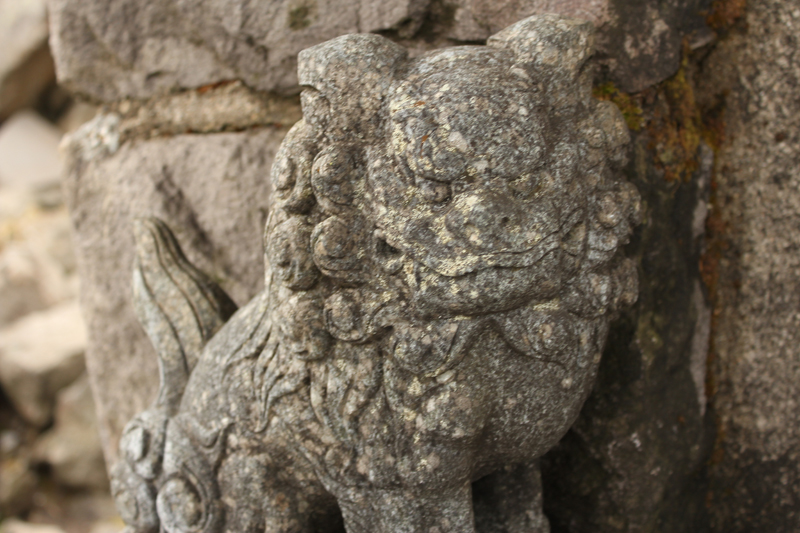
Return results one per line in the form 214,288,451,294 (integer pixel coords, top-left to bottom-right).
111,15,640,532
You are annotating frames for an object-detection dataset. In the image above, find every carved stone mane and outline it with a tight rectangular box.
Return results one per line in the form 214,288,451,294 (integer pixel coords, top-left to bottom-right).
111,15,640,533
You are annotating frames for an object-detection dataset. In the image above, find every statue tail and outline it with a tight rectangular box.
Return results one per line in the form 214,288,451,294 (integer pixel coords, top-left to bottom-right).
132,217,238,413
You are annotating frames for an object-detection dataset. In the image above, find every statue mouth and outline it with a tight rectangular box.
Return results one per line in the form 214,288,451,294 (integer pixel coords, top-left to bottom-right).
375,185,563,278
404,248,562,318
381,224,561,278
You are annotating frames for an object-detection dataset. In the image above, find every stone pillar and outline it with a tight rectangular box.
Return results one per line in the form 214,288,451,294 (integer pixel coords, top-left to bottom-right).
698,0,800,530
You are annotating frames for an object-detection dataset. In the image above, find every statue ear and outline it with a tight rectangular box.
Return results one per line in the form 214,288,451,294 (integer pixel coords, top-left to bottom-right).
488,15,595,111
298,33,407,92
297,34,408,137
487,14,595,82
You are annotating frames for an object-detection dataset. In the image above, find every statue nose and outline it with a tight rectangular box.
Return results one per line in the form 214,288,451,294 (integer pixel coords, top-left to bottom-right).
444,189,525,250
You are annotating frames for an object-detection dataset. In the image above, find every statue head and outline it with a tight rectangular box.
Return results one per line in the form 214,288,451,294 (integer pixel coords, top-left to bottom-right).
267,16,640,355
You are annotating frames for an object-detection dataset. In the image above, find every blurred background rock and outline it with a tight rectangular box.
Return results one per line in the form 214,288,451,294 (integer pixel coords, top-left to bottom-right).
0,0,122,531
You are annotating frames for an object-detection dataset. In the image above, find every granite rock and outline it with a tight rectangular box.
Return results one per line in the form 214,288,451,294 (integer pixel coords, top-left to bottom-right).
443,0,611,42
541,142,714,533
52,0,790,529
111,81,301,142
593,0,712,93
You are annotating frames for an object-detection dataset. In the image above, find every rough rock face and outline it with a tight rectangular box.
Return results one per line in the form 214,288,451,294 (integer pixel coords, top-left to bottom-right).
46,0,430,100
62,122,285,459
698,0,800,530
46,0,706,101
108,16,642,533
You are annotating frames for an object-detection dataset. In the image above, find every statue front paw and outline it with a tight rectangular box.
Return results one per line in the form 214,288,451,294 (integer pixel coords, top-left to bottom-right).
111,409,169,533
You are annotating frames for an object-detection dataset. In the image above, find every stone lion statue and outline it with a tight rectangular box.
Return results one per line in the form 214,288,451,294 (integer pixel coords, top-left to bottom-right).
111,14,640,533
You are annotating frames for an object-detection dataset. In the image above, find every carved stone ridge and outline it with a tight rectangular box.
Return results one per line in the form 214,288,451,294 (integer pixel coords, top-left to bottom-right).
110,14,641,533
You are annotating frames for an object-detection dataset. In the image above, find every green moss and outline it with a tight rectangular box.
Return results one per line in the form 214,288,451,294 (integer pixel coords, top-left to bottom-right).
288,4,313,30
636,311,665,372
647,54,702,182
593,82,644,131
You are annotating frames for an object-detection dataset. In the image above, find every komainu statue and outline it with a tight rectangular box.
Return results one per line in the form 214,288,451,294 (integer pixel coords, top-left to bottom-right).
111,14,641,533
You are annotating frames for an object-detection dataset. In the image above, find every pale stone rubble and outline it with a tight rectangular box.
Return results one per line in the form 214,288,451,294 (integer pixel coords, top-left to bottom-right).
0,5,121,529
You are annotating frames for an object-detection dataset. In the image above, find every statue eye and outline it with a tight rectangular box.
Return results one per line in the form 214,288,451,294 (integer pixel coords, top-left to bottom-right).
418,179,451,203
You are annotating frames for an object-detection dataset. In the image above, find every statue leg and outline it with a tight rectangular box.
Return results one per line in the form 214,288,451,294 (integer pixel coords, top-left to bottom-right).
338,482,476,533
218,451,345,533
473,460,550,533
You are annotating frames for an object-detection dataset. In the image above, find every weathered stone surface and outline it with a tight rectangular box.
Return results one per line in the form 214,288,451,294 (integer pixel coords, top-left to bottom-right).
0,0,55,120
47,0,710,101
53,0,790,530
47,0,430,101
63,120,286,461
0,301,87,427
109,17,642,532
697,0,800,530
34,374,108,490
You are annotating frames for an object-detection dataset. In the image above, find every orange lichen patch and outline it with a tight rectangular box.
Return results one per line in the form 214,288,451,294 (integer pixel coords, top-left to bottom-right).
706,0,746,31
700,93,728,153
196,80,237,94
593,82,644,131
700,212,726,294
